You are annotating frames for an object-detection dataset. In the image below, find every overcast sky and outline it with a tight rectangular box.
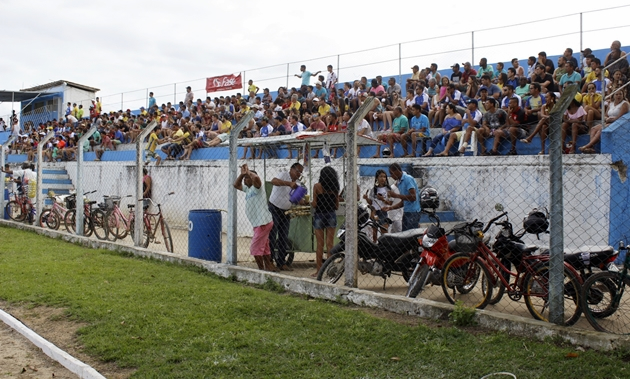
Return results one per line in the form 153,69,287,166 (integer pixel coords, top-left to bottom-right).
1,0,629,117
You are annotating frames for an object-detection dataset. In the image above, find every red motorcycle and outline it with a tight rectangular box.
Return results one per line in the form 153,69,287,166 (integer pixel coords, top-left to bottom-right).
406,211,457,298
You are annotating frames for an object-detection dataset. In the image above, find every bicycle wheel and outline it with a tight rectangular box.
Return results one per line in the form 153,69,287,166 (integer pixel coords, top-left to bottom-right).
129,218,150,248
581,271,630,334
107,211,128,240
6,200,26,222
39,210,59,230
65,210,94,237
441,253,492,309
523,264,582,326
162,220,173,253
91,209,109,240
406,264,430,298
316,253,345,283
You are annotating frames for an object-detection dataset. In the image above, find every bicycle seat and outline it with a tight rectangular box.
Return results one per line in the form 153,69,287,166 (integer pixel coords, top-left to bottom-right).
128,204,135,209
87,201,97,205
563,246,616,270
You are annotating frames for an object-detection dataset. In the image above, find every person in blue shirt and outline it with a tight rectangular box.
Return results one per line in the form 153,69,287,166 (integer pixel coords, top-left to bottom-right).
401,104,430,157
314,81,328,99
148,92,156,110
382,163,420,231
295,65,320,87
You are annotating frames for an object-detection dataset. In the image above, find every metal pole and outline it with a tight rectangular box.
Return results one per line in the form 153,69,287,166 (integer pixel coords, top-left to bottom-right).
227,111,254,265
0,135,18,214
344,96,376,288
75,126,97,236
36,131,55,223
135,121,157,246
121,93,123,111
146,88,149,109
337,54,340,87
548,83,578,325
174,83,177,105
471,31,475,67
398,43,402,87
579,13,583,62
286,63,290,89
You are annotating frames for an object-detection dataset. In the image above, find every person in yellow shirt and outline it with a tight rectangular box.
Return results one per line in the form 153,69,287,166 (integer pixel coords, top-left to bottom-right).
582,82,603,127
316,98,330,118
76,105,84,120
145,124,167,165
289,94,301,112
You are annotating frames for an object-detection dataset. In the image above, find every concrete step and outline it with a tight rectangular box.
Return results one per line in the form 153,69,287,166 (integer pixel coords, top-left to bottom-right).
43,183,74,190
42,169,68,175
42,178,72,185
42,188,71,195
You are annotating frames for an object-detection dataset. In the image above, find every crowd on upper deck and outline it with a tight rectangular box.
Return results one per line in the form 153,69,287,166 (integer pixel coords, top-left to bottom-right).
6,40,630,161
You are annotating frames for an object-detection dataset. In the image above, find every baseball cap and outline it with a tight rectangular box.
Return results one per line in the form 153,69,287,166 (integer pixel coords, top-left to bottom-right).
313,97,320,102
581,48,592,54
466,99,478,105
462,62,471,67
451,63,460,69
411,65,419,69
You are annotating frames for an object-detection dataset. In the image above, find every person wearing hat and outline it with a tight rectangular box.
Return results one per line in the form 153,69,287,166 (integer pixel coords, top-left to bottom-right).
476,97,508,155
435,98,483,156
407,65,421,91
450,63,463,86
314,81,327,100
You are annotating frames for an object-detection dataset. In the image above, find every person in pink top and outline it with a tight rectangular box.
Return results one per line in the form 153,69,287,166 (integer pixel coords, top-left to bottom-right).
561,95,588,154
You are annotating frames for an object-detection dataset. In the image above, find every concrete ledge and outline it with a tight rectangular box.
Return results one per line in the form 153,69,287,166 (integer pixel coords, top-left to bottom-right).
2,219,630,351
0,309,105,379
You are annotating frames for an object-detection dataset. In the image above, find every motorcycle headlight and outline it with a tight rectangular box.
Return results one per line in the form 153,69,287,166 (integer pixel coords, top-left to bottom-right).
501,229,511,238
337,229,345,238
422,234,439,248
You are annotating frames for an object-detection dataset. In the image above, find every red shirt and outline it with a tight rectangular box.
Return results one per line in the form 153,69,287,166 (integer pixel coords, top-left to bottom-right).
57,140,66,149
328,123,339,132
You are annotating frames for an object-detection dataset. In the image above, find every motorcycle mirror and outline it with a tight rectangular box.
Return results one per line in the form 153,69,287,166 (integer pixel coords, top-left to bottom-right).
495,203,504,212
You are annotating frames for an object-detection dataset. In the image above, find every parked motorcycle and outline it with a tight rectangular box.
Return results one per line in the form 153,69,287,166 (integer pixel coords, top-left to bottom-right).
405,211,455,298
316,203,424,287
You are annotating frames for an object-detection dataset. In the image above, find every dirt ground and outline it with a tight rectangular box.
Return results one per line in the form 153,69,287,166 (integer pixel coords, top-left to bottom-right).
0,302,134,379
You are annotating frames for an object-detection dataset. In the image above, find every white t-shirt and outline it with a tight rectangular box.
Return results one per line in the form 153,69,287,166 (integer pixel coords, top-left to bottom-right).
268,171,293,210
389,185,403,222
244,184,273,228
358,119,372,138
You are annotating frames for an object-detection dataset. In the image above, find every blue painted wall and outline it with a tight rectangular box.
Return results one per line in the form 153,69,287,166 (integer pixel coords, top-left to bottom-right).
602,113,630,261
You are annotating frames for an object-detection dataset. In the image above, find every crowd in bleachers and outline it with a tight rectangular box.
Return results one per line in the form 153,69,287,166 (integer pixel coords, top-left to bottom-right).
8,40,630,162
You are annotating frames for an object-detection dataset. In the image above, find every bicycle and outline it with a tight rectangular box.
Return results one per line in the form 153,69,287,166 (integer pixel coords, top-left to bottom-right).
63,190,97,237
5,191,33,222
440,213,583,326
580,242,630,334
104,195,134,241
39,192,71,230
137,192,175,253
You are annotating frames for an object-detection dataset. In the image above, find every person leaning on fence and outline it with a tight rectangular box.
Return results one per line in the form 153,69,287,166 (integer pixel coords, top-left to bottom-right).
382,163,420,231
234,164,277,272
145,124,165,165
268,162,304,271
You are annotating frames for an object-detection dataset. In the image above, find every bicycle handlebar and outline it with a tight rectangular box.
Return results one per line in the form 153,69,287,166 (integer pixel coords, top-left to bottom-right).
483,212,509,233
138,192,175,207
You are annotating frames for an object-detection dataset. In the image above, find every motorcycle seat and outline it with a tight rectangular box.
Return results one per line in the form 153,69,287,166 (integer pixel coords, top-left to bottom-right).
378,228,425,251
541,246,616,270
563,245,614,255
514,243,538,254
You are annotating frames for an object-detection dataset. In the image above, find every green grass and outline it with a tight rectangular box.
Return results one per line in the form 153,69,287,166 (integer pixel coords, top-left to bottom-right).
0,226,628,378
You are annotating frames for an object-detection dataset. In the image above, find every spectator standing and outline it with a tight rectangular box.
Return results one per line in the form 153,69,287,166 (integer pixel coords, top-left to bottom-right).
234,164,277,272
311,166,340,276
382,163,420,231
325,65,337,99
268,162,304,271
148,92,156,110
295,65,321,87
184,86,194,108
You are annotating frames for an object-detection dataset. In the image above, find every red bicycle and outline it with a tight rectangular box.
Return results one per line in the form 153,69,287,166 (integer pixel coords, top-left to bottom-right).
5,191,33,222
440,212,583,326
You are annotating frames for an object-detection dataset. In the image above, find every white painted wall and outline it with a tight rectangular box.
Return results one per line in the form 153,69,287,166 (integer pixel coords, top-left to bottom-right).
60,155,611,249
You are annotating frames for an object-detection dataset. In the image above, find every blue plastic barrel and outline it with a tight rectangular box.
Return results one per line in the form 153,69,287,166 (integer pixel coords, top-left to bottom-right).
188,210,222,262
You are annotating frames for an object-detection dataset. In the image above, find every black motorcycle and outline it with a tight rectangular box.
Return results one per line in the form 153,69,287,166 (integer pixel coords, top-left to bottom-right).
316,203,424,288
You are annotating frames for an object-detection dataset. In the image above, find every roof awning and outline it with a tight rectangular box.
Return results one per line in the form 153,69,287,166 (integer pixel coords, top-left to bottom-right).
229,131,383,148
0,91,46,102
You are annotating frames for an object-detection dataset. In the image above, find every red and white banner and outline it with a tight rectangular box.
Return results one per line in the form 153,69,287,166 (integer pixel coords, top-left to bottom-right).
205,73,242,93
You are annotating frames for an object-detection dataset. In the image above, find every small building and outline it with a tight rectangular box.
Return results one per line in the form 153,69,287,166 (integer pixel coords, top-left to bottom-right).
19,80,100,129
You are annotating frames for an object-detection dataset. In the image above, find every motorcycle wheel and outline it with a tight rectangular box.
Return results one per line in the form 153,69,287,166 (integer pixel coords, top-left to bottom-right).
581,271,629,334
316,253,345,283
406,264,430,298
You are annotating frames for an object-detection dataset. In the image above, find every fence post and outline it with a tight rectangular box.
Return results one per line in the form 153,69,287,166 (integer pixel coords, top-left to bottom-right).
134,121,157,246
36,131,55,223
75,126,97,236
548,83,578,325
286,63,290,89
471,31,475,67
398,43,402,86
227,112,254,265
0,135,18,213
344,96,375,288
